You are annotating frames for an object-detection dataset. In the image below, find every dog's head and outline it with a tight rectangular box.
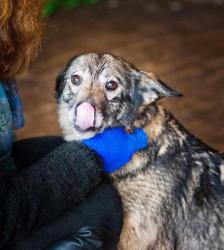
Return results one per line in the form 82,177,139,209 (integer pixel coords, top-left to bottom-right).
56,52,181,141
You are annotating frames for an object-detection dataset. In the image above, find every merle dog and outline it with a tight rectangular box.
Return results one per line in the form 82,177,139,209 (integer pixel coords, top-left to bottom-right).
56,52,224,250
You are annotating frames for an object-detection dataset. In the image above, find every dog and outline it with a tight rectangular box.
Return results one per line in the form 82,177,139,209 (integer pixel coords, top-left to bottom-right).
56,52,224,250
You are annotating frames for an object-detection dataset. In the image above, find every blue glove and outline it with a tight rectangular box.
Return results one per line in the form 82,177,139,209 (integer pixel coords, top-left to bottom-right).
82,127,148,173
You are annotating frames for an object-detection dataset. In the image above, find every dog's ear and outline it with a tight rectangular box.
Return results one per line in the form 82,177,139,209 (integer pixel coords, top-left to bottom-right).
55,70,66,100
139,71,182,102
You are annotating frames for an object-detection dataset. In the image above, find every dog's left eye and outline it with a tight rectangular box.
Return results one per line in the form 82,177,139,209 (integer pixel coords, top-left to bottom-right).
105,80,118,91
71,74,81,86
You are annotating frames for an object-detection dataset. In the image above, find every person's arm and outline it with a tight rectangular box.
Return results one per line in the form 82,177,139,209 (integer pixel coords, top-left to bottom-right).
0,127,147,248
0,141,102,248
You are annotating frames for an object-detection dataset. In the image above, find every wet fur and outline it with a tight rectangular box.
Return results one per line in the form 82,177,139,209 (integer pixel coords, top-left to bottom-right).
56,53,224,250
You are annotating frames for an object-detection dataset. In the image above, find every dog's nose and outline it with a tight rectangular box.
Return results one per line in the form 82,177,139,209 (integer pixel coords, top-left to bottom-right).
75,102,95,131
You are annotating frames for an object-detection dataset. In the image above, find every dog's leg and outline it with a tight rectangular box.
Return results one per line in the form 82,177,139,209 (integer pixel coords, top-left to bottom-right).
117,214,150,250
117,215,139,250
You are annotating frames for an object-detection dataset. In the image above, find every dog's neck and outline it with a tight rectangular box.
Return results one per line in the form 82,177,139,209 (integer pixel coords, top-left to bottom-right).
111,104,187,179
140,104,167,142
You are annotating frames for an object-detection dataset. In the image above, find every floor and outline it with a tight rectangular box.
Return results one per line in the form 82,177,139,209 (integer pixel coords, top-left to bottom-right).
16,0,224,152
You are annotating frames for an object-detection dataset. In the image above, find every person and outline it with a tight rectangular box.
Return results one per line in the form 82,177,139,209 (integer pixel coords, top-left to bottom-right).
0,1,147,249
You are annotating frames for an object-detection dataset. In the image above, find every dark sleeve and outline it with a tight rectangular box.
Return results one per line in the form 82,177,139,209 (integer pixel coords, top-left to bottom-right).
0,141,102,248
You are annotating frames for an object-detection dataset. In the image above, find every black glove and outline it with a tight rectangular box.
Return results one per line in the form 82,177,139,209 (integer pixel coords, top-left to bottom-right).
44,226,118,250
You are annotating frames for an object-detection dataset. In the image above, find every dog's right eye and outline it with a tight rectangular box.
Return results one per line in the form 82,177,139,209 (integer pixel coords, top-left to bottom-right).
71,74,81,86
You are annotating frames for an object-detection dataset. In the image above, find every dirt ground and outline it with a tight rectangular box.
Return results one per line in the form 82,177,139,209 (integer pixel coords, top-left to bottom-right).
16,0,224,152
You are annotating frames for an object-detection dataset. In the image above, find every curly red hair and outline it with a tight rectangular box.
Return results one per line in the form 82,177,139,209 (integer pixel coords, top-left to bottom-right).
0,0,44,79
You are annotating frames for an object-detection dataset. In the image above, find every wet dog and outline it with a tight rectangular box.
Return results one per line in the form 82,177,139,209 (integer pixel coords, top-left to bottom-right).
56,52,224,250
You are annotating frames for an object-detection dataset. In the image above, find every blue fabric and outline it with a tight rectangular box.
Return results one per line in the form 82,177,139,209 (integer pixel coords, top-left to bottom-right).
0,80,24,161
3,79,24,129
83,127,148,173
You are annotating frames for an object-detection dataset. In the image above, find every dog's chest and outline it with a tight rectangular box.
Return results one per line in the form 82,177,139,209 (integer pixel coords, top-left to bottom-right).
113,174,159,215
110,153,174,215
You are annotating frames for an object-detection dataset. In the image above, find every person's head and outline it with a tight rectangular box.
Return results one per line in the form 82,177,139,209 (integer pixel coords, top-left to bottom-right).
0,0,44,80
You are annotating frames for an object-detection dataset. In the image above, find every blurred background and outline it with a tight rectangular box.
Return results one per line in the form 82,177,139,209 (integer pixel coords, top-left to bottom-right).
15,0,224,151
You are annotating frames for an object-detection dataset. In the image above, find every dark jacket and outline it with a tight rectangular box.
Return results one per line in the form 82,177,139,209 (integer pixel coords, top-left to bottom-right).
0,141,102,248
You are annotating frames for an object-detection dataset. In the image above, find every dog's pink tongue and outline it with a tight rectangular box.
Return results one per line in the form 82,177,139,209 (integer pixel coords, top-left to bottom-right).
75,102,95,130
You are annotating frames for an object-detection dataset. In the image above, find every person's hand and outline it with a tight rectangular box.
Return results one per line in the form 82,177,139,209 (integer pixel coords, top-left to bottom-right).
82,127,148,173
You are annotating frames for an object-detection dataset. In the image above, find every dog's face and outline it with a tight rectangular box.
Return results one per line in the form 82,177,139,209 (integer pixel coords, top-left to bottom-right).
56,53,181,141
